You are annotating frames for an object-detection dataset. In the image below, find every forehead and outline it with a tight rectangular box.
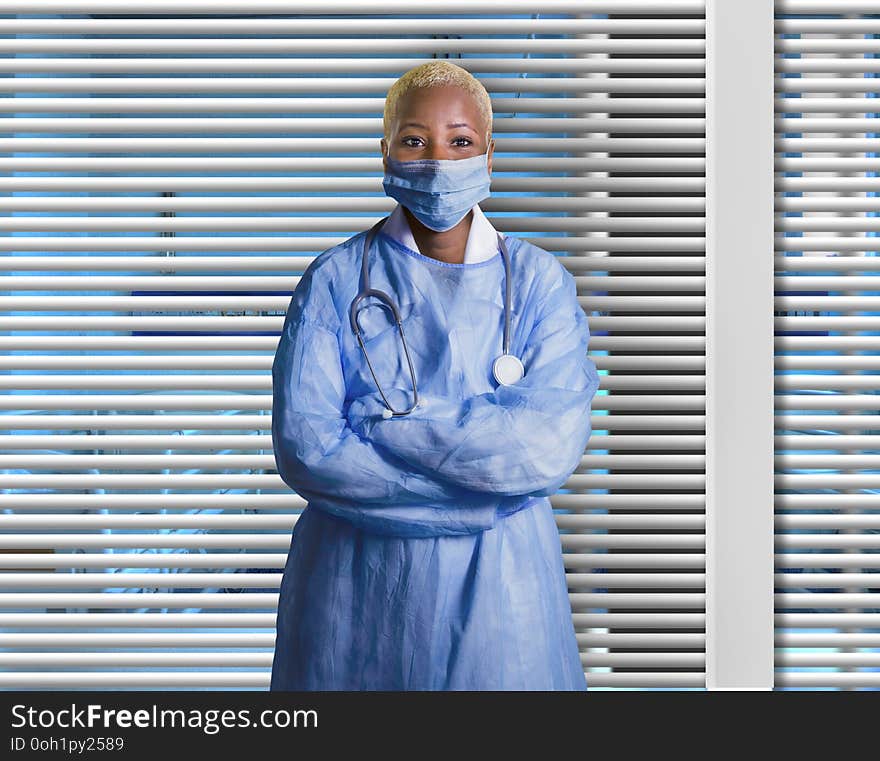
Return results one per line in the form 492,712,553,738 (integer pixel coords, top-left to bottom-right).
394,84,483,123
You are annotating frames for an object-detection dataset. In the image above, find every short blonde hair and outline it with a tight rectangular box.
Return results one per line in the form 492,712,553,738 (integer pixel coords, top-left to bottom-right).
383,60,493,142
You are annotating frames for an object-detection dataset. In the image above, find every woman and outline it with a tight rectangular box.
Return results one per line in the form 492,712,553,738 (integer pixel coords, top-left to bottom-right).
269,61,600,691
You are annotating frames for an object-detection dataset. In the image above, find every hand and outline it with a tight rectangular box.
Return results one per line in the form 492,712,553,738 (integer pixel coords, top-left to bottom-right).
346,391,389,438
347,389,429,437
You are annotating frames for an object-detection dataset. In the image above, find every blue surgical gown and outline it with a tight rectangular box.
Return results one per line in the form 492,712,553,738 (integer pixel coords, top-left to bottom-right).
269,225,600,691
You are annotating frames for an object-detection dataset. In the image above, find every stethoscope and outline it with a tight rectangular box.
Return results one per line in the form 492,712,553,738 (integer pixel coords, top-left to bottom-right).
348,215,524,419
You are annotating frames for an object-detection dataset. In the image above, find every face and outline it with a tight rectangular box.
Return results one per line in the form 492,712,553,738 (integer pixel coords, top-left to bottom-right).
380,84,494,172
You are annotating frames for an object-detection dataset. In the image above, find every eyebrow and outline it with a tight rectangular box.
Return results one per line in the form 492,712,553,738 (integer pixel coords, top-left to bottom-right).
399,121,474,131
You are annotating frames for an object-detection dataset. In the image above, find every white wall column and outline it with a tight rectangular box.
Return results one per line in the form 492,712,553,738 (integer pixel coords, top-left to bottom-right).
705,0,776,690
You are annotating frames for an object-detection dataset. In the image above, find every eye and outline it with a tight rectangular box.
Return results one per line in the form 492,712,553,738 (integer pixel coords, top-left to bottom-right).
401,136,423,147
452,136,473,147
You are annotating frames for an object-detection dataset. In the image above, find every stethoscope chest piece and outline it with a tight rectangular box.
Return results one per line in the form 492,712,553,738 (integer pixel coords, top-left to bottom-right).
493,353,524,386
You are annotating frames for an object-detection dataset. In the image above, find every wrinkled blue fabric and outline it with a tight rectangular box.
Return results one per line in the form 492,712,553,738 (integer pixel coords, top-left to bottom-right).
270,225,600,690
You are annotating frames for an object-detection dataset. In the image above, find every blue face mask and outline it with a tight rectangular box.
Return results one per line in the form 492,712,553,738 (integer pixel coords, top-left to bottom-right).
382,151,491,232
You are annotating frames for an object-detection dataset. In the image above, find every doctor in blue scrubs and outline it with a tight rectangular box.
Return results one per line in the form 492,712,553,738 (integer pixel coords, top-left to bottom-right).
269,60,600,690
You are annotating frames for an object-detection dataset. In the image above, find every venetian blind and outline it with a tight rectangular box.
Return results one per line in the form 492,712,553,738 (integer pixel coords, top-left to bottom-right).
774,1,880,691
0,1,709,690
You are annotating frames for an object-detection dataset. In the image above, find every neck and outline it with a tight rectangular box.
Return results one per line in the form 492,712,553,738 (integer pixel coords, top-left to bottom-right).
403,207,473,265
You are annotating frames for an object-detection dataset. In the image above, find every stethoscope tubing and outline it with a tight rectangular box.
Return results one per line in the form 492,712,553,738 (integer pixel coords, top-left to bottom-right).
349,215,515,417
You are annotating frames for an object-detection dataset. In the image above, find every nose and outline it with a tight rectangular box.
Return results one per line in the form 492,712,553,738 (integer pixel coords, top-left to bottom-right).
426,142,455,161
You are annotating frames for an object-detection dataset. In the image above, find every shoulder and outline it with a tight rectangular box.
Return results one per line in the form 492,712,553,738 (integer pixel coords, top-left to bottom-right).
503,234,575,306
301,229,366,286
283,230,367,332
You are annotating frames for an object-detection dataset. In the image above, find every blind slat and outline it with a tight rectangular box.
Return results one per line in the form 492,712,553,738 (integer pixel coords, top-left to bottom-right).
0,1,713,690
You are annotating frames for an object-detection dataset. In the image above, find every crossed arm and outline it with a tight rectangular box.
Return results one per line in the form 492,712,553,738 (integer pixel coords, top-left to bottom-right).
345,261,600,498
271,312,496,508
273,255,599,509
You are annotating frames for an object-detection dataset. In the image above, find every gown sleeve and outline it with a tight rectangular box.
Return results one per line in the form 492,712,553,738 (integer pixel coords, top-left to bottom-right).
271,264,500,509
346,257,600,499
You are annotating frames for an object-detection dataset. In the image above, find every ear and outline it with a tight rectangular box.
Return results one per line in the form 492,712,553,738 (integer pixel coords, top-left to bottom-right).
487,136,495,175
380,137,388,171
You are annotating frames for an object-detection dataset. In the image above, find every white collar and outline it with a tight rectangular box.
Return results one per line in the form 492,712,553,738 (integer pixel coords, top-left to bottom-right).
382,202,498,263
